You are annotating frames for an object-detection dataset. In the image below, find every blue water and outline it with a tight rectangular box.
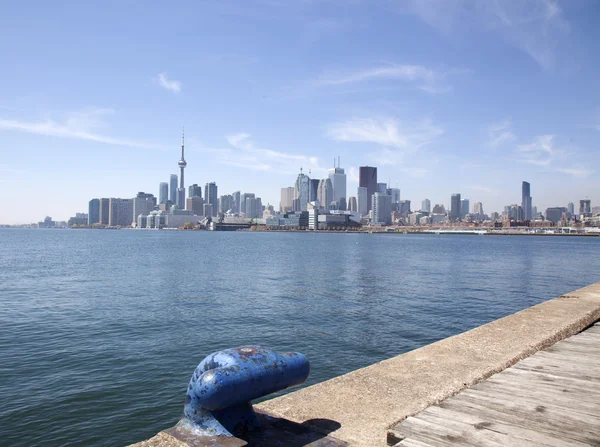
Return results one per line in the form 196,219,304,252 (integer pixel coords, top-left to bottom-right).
1,229,599,446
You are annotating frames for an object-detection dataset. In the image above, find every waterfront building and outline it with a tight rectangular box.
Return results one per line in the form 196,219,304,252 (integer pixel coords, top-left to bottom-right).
159,182,168,204
133,192,156,223
99,198,110,225
372,192,392,225
169,174,178,204
461,199,470,218
137,214,148,229
203,204,213,218
109,198,134,227
280,187,295,213
219,194,234,214
357,187,368,216
567,202,575,215
347,196,357,212
377,182,387,194
240,193,255,215
189,184,202,198
318,178,333,210
432,204,445,214
399,200,411,217
450,193,461,221
387,188,400,204
294,170,310,212
232,191,241,214
580,199,592,216
421,199,431,213
204,182,218,216
146,210,166,229
509,204,524,221
328,163,347,210
522,181,532,220
88,199,100,225
246,197,262,219
359,166,377,212
473,202,484,216
68,213,88,226
309,178,320,203
546,207,567,224
186,196,204,215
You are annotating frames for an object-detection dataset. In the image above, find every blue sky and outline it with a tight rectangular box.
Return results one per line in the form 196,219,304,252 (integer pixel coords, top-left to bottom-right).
1,0,599,224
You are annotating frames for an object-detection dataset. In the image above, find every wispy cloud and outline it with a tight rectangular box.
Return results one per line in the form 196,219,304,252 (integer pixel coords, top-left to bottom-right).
515,134,555,166
556,167,593,177
157,73,182,93
488,120,516,147
466,185,493,193
401,0,570,70
0,108,165,149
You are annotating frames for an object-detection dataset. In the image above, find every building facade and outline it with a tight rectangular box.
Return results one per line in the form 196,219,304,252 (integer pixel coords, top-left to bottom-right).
522,181,532,220
450,193,462,221
421,199,431,213
347,196,357,212
109,198,134,227
580,199,592,216
169,174,178,204
186,196,204,215
372,192,392,225
133,192,156,222
189,184,202,198
204,182,218,216
318,178,333,210
359,166,377,212
88,199,100,225
99,198,110,225
159,182,168,204
357,187,368,216
280,187,295,212
294,171,310,212
328,166,347,209
461,199,470,218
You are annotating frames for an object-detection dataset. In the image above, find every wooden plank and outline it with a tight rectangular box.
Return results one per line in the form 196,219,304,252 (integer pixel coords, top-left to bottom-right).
439,393,600,445
390,417,476,447
489,368,600,397
537,348,600,365
501,364,600,390
515,356,600,380
513,361,600,382
416,404,591,447
546,341,600,355
396,439,438,447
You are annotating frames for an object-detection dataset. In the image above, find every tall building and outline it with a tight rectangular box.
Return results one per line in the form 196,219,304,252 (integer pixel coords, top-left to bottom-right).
377,182,387,194
387,188,400,204
347,196,357,212
432,204,445,214
189,184,202,198
109,198,134,227
580,199,592,216
473,202,484,216
357,187,368,216
280,187,295,212
545,207,567,224
246,197,261,218
532,206,538,218
450,193,462,221
359,166,377,212
99,198,110,225
328,160,347,210
219,194,234,214
204,182,218,216
232,191,241,214
240,193,255,215
203,204,213,218
169,174,178,204
510,204,524,221
522,181,532,220
88,199,100,225
317,178,333,210
567,202,574,215
294,170,310,211
133,192,156,222
372,192,392,224
176,130,187,209
186,196,204,215
159,182,168,204
309,178,320,203
421,199,431,213
399,200,411,217
461,199,470,218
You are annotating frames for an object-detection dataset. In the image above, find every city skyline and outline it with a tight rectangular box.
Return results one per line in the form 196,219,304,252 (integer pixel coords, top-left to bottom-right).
1,1,599,224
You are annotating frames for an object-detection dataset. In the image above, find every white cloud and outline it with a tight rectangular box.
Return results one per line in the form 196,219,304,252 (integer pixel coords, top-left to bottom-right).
516,134,555,166
0,108,164,149
488,120,516,147
556,167,593,177
157,73,182,93
401,0,570,70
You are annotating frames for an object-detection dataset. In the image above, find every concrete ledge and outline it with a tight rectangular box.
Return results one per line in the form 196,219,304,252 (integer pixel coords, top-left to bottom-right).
255,282,600,446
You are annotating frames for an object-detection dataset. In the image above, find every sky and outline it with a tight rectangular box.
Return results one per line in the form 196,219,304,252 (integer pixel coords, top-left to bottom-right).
1,0,599,224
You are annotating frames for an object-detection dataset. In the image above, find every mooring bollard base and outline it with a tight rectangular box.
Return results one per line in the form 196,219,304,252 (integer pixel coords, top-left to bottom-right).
163,409,348,447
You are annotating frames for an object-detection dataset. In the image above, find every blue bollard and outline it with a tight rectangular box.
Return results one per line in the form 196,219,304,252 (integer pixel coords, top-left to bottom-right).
183,346,310,437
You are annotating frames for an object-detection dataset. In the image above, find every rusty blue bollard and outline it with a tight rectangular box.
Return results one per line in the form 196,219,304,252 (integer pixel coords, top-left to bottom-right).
183,346,310,437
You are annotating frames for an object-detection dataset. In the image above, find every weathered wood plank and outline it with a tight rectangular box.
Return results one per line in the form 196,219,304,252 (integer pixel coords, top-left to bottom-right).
395,439,438,447
512,361,600,382
534,349,600,365
391,417,478,447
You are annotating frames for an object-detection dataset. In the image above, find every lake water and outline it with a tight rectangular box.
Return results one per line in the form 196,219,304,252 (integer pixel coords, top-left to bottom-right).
1,229,599,446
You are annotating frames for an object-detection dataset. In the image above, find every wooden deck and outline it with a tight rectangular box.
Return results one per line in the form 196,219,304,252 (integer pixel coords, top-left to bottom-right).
388,322,600,447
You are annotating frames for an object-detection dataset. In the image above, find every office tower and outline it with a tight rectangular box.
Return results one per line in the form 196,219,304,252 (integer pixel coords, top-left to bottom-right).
203,204,213,218
318,178,333,210
133,192,156,222
189,184,202,198
450,193,461,221
109,198,134,226
232,191,241,214
219,194,234,214
159,182,168,204
532,206,538,218
347,196,357,212
88,199,100,225
99,198,110,225
510,204,524,221
399,200,411,217
359,166,377,212
372,192,392,224
186,196,204,215
309,178,320,203
357,187,368,216
204,182,218,216
387,188,400,204
245,197,261,218
294,170,310,212
461,199,470,218
580,199,592,216
567,202,574,215
521,181,532,220
328,159,347,210
240,193,255,215
473,202,484,216
545,207,567,224
280,187,295,212
432,204,445,214
169,174,178,204
421,199,431,213
377,182,387,194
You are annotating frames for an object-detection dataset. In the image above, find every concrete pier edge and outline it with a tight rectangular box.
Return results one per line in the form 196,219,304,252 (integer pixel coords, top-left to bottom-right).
131,281,600,447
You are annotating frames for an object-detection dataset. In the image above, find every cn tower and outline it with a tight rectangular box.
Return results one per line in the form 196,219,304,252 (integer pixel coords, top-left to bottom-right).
178,128,187,189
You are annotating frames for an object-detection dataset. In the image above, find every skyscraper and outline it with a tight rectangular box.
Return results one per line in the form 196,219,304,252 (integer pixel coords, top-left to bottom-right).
522,181,532,220
294,170,310,211
372,192,392,224
309,178,320,203
232,191,241,214
280,187,295,212
204,182,218,216
133,192,156,222
186,196,204,215
567,202,574,215
169,174,178,204
580,199,592,216
88,199,100,225
357,187,368,216
219,194,234,214
318,178,333,210
473,202,484,216
240,193,255,215
421,199,431,213
377,182,387,194
328,159,347,210
387,188,400,204
109,198,134,227
177,130,187,209
359,166,377,212
461,199,470,218
189,184,202,198
99,198,110,225
347,196,357,212
450,193,461,221
159,182,168,204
